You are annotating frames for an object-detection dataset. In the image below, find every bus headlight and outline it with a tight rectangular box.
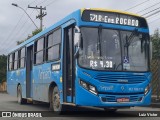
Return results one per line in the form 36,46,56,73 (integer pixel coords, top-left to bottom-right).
89,85,97,95
80,80,88,89
79,80,97,95
144,83,151,95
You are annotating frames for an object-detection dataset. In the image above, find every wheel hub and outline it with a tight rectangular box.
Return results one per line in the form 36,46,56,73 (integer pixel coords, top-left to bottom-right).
53,94,60,110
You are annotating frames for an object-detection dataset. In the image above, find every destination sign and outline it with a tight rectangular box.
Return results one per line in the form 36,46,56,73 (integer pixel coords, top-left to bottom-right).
82,10,147,27
90,13,139,27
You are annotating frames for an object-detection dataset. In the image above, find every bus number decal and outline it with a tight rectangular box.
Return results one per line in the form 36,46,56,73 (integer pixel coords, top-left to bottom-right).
52,64,60,71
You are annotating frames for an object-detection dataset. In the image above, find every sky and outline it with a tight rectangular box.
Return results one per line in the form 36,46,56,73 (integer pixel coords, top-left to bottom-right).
0,0,160,55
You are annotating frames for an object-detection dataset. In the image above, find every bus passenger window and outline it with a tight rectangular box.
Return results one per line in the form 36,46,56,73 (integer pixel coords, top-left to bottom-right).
46,28,61,61
8,54,13,70
14,51,18,70
34,38,44,64
19,47,26,68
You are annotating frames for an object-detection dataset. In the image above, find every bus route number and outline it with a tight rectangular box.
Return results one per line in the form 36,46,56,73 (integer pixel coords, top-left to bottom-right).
90,60,113,68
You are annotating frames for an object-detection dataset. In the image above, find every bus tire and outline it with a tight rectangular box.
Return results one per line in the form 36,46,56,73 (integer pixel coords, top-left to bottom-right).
17,85,26,104
51,86,63,112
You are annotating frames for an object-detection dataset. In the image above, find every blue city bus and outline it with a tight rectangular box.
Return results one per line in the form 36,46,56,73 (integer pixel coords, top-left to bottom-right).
7,8,152,112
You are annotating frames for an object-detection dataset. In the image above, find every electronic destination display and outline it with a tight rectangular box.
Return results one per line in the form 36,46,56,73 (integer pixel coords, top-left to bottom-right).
82,10,148,28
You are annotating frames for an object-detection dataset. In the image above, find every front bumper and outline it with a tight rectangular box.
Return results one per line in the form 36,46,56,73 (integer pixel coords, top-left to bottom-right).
76,84,151,107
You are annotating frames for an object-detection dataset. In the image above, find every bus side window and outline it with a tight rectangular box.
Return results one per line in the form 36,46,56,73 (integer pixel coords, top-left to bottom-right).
14,51,18,70
12,53,14,70
8,54,13,71
19,47,26,68
46,28,61,61
34,37,44,64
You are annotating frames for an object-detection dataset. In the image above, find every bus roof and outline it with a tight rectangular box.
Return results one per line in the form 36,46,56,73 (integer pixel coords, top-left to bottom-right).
8,8,145,54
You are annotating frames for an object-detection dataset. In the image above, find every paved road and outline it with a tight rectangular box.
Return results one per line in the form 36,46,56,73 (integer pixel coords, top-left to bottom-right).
0,93,160,120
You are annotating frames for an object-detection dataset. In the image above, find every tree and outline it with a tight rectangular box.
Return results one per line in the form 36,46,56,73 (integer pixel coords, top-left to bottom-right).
151,29,160,59
17,40,25,45
32,28,42,36
16,28,42,45
0,55,7,83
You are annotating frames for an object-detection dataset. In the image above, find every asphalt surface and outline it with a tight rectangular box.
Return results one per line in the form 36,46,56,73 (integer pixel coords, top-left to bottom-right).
0,92,160,120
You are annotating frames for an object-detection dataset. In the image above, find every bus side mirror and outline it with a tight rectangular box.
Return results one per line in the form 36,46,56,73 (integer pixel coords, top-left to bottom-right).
74,26,81,47
150,41,152,61
74,26,81,58
74,32,81,47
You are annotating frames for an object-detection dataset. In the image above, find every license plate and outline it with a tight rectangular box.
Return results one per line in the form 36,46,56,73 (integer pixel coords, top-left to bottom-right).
117,98,129,102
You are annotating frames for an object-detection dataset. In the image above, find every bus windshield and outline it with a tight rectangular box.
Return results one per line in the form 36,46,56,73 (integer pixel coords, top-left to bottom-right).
78,27,149,71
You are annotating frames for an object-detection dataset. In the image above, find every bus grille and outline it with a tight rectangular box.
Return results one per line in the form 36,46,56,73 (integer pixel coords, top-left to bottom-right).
94,74,146,84
101,94,143,102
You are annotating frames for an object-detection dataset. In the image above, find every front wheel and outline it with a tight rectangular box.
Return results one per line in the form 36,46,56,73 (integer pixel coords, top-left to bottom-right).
51,86,63,112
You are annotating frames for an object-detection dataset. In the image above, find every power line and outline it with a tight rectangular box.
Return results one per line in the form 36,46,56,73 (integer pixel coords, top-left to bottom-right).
0,10,36,54
19,18,37,40
12,3,38,29
145,9,160,18
4,13,25,43
9,10,35,42
1,0,58,55
28,6,47,30
16,10,36,40
125,0,150,11
31,0,50,13
141,7,160,16
1,9,28,53
45,0,58,7
1,1,42,54
7,1,39,41
149,17,160,24
5,2,45,48
3,4,37,50
136,1,160,13
137,1,160,20
12,0,57,40
37,0,49,6
148,23,160,29
28,0,39,5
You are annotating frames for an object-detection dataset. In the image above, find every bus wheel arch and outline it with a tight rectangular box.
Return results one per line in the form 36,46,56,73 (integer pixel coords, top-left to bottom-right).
17,84,26,104
48,82,57,103
49,82,57,109
17,83,21,97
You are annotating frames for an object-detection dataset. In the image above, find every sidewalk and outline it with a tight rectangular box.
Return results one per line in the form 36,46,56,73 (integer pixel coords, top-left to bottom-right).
0,91,7,94
150,95,160,108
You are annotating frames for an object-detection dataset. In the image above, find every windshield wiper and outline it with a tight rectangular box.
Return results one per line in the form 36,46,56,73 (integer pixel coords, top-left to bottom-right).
125,28,138,47
97,25,102,57
124,28,138,57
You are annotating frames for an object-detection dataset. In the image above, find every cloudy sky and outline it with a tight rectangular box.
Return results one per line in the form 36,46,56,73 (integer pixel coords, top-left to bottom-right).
0,0,160,55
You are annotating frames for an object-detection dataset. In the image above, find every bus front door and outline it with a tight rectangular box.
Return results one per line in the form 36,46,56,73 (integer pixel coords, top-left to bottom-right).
63,24,75,103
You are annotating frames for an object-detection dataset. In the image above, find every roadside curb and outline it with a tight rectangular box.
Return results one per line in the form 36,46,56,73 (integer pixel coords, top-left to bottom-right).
0,91,7,94
150,103,160,108
150,95,160,108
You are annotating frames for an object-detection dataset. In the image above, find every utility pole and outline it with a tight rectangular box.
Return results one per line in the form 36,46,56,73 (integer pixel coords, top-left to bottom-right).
28,5,47,30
